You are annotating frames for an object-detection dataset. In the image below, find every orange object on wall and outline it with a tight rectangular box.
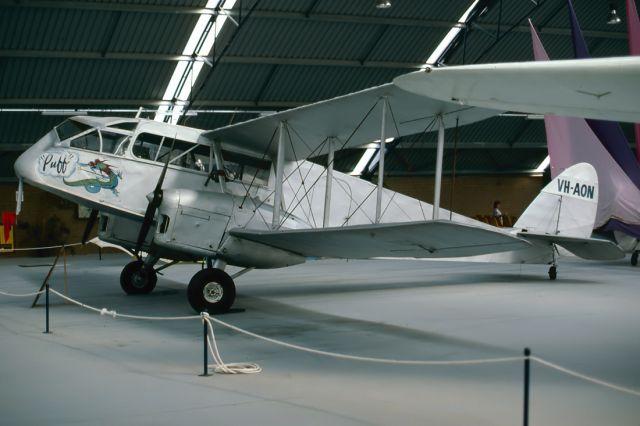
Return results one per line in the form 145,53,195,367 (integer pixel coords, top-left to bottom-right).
1,212,16,251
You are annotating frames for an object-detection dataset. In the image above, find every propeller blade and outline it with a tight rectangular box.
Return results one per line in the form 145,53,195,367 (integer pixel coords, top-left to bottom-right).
134,137,176,255
82,209,99,244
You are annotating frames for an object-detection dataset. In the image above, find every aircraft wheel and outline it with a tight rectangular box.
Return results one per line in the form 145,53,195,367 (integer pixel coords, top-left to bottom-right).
120,260,157,295
631,251,638,266
188,268,236,314
548,265,557,280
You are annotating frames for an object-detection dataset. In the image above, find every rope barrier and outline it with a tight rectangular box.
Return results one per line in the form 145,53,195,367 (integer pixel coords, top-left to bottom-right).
531,356,640,398
0,289,45,297
1,242,83,252
3,285,640,396
202,313,261,374
50,289,198,321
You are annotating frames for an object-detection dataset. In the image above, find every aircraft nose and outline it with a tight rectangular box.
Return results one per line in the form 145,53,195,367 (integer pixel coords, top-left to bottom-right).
14,129,58,181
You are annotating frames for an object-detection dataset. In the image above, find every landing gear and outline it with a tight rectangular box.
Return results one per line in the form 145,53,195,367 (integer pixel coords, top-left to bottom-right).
120,260,157,294
548,245,558,280
187,268,236,314
631,251,638,266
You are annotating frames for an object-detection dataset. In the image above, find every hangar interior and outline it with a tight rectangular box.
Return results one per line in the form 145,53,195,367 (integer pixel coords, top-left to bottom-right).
0,0,636,250
1,1,639,425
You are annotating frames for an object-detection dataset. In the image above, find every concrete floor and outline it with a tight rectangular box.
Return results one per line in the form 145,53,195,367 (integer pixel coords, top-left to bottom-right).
0,253,638,425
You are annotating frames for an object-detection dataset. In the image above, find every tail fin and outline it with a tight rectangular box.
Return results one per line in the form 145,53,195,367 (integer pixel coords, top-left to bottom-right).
515,163,598,238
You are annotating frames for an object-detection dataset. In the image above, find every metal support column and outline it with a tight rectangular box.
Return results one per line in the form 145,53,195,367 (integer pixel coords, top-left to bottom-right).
273,122,286,229
375,98,388,224
323,138,335,228
433,115,445,220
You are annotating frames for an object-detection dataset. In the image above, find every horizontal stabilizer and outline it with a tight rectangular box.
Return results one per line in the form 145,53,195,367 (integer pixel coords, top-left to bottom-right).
518,232,625,260
230,220,530,259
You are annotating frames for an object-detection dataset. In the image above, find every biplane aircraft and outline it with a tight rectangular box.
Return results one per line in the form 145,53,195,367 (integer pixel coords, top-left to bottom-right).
14,67,625,314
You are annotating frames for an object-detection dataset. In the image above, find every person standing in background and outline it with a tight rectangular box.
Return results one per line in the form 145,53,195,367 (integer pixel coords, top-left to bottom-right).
492,200,503,226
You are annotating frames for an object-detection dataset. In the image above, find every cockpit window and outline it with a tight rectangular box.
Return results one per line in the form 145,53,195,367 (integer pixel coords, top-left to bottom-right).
222,150,271,186
132,132,210,172
55,119,91,141
70,129,100,152
101,131,130,156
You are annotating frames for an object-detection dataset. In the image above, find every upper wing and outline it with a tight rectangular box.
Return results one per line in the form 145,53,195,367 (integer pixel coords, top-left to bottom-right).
394,57,640,123
204,83,499,160
230,220,531,259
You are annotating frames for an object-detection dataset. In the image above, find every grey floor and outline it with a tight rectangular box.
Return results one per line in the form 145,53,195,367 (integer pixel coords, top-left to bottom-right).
0,253,638,425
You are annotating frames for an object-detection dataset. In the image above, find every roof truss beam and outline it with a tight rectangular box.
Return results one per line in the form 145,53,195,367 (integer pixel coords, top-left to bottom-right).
0,50,423,69
0,2,626,40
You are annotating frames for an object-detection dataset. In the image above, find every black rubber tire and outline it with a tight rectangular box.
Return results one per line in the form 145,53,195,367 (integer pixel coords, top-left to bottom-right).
631,251,638,267
120,260,157,295
548,265,557,280
187,268,236,314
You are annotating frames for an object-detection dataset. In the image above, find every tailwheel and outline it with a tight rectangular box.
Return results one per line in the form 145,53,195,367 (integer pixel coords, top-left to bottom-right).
120,260,157,295
548,265,557,280
631,251,638,267
188,268,236,314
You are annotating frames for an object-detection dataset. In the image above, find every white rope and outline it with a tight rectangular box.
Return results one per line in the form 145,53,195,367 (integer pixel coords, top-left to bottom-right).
2,242,83,252
202,313,261,374
0,289,44,297
206,314,524,366
49,289,198,321
531,356,640,398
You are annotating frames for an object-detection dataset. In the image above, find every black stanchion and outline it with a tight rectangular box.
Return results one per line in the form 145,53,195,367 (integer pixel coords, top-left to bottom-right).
523,347,531,426
44,283,50,334
200,311,210,377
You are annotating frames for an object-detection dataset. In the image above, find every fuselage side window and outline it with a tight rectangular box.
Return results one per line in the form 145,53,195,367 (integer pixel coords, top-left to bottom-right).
70,129,100,152
100,131,130,156
55,119,91,141
132,133,163,161
222,150,271,186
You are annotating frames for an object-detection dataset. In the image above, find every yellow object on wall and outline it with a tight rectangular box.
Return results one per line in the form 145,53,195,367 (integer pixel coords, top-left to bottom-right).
0,225,14,252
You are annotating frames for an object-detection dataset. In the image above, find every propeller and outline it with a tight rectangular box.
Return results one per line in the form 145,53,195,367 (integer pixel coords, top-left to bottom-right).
134,137,176,256
81,209,99,245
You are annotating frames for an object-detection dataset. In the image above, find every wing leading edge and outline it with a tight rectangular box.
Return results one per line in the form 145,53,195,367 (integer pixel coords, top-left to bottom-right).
230,220,531,259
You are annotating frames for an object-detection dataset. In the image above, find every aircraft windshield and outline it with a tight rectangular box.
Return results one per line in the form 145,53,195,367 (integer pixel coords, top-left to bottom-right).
222,149,270,186
55,119,91,141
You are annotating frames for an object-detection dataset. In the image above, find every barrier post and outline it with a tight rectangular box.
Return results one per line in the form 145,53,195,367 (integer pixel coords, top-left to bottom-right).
200,311,210,377
523,347,531,426
44,283,50,334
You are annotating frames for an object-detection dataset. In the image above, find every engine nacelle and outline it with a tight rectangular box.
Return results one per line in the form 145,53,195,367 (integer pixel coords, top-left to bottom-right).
153,189,232,259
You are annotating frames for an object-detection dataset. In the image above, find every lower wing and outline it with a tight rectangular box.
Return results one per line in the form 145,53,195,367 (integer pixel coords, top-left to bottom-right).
230,220,531,259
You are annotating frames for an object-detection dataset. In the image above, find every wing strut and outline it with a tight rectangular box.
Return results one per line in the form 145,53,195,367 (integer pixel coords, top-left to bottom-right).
433,114,445,220
323,137,335,227
272,121,286,229
375,97,388,223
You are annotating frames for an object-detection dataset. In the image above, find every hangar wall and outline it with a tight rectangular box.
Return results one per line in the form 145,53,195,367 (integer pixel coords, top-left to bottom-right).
385,175,544,219
0,175,544,254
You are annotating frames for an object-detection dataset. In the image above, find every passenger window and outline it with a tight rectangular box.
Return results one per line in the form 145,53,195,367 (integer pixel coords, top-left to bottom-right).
55,119,91,141
222,150,271,186
70,130,100,152
100,131,130,156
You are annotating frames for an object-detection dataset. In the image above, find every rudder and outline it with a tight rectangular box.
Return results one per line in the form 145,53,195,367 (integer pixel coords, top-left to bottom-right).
515,163,598,238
